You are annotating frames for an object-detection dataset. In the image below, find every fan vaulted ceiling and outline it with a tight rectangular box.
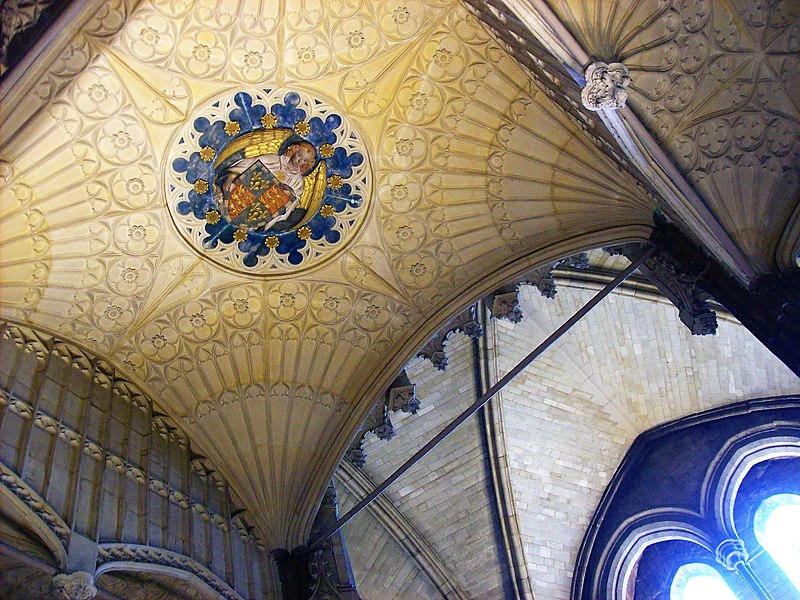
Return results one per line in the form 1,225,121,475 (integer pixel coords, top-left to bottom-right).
0,0,656,550
531,0,800,273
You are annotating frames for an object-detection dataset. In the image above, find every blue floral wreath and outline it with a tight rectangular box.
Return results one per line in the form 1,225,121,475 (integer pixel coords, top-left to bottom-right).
172,91,364,268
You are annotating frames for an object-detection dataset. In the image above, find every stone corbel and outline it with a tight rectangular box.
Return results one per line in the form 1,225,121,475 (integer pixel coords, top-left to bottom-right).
344,403,394,468
487,252,590,323
527,266,557,299
581,62,631,111
386,370,418,414
52,571,97,600
345,371,421,467
488,285,524,323
417,305,482,370
605,240,718,336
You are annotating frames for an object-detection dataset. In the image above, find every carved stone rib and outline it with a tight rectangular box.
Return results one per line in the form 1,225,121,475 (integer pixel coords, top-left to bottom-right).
336,462,470,600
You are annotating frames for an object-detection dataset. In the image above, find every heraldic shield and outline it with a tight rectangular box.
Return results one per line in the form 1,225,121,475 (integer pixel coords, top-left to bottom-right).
213,128,325,234
225,161,293,225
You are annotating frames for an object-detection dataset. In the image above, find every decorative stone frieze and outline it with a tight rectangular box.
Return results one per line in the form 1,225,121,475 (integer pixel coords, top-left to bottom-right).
52,571,97,600
97,544,243,600
33,413,58,435
418,305,482,371
1,386,231,534
0,461,70,544
581,62,631,111
83,441,103,461
52,343,92,376
112,379,148,414
2,323,50,368
92,361,115,390
190,456,212,478
7,396,34,420
0,323,268,596
231,511,266,550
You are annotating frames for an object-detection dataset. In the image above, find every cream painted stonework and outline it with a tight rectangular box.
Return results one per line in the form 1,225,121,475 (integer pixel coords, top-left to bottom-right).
0,0,657,550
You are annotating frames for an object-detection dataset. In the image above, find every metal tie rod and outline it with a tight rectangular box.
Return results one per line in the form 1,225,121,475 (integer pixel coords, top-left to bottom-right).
309,246,654,550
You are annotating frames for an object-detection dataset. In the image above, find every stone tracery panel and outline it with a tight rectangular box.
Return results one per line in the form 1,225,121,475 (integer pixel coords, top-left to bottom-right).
543,0,800,272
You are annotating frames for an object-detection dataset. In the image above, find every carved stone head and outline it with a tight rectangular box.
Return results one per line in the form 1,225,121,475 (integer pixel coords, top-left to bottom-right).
52,571,97,600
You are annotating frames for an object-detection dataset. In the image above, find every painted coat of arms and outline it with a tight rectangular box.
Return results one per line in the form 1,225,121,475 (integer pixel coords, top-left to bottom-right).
215,133,320,232
166,89,370,275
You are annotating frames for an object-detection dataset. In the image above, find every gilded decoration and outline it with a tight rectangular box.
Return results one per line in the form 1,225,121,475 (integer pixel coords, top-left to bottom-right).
166,89,370,275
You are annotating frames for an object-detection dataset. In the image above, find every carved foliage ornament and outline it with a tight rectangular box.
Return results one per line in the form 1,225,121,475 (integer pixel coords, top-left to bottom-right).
581,62,631,111
167,88,371,276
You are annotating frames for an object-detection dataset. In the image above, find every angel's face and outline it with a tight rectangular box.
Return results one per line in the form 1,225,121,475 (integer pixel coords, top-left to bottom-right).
287,144,315,174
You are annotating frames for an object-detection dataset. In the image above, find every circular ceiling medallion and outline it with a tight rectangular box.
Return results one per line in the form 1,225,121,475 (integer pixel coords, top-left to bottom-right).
165,88,370,275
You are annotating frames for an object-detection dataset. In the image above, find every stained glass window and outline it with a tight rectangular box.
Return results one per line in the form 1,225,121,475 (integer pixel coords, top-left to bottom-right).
670,563,737,600
754,493,800,592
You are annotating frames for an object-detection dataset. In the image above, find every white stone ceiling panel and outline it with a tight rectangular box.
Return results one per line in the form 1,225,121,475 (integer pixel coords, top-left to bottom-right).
0,0,655,549
338,483,443,600
359,334,512,598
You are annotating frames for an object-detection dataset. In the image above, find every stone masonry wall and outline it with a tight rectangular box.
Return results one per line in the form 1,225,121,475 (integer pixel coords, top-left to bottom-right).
493,284,800,600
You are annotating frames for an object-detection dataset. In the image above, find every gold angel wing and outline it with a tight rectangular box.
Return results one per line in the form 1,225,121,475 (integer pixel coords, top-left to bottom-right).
296,161,327,228
213,128,293,168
